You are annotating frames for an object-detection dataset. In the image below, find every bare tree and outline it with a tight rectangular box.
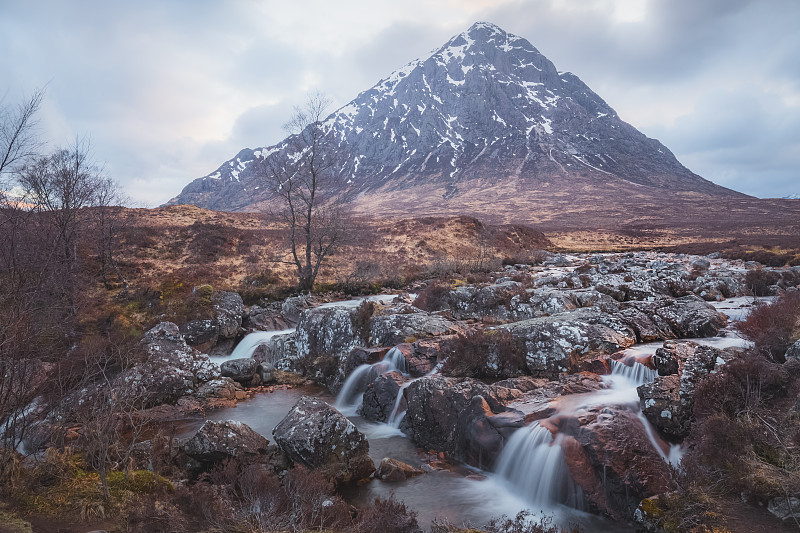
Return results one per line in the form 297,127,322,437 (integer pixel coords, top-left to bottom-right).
263,93,348,292
0,88,44,181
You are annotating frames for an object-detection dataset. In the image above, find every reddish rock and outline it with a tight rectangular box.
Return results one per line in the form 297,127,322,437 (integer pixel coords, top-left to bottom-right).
375,457,425,481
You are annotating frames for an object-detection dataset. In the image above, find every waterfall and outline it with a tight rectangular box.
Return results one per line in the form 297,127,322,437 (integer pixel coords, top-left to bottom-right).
387,361,443,428
494,423,581,509
334,347,408,416
609,358,657,386
213,328,295,365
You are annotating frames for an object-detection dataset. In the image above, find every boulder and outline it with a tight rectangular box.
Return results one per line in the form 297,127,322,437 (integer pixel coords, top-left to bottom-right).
141,322,219,384
118,362,194,408
180,319,219,352
375,458,425,482
328,347,390,395
403,375,508,465
220,358,259,387
361,371,409,423
652,296,727,338
689,258,711,272
768,496,800,523
446,281,523,321
295,307,360,361
183,420,269,464
195,377,239,400
256,362,275,383
273,396,374,484
212,291,245,339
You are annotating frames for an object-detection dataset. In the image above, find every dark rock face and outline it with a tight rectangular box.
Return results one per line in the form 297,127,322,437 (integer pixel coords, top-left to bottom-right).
361,371,409,423
403,375,509,464
220,358,259,386
183,420,269,464
273,396,374,484
179,291,244,353
166,23,742,215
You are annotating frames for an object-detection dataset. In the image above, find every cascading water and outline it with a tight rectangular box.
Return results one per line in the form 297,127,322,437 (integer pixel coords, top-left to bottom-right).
386,361,444,428
334,347,408,416
493,423,582,509
608,358,657,386
212,328,295,365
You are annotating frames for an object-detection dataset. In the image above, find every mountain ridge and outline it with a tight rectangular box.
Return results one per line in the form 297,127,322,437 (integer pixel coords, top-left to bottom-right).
166,21,747,215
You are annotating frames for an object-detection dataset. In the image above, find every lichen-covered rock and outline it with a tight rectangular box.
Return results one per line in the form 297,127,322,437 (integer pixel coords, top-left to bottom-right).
119,362,194,408
652,296,727,338
768,496,800,523
785,339,800,362
212,290,245,339
180,319,219,352
295,307,360,361
195,377,239,400
273,396,374,484
253,331,298,371
375,457,425,482
141,322,219,383
502,308,636,377
220,358,259,386
369,312,460,347
183,420,269,464
244,303,293,331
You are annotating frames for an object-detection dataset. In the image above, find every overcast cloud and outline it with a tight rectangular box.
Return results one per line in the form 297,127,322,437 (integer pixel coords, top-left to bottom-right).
1,0,798,205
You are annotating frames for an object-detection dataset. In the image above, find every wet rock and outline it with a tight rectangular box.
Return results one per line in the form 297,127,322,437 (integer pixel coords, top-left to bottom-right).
273,396,374,484
637,375,686,440
616,305,674,343
561,408,673,519
120,362,195,408
253,332,298,371
295,307,360,361
256,362,275,383
183,420,269,465
328,347,390,395
361,371,409,423
403,375,507,464
220,358,259,387
375,458,425,482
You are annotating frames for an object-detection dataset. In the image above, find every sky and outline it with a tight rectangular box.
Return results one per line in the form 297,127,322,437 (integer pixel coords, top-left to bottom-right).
1,0,798,205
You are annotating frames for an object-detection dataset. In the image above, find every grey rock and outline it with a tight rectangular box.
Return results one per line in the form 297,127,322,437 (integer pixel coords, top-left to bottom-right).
220,358,259,386
184,420,269,464
361,371,409,423
785,339,800,362
141,322,220,384
768,496,800,522
273,396,374,484
212,291,245,339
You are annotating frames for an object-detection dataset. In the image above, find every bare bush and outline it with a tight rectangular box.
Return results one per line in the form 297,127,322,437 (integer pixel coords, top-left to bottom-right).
442,328,525,379
736,291,800,362
413,281,451,312
353,495,421,533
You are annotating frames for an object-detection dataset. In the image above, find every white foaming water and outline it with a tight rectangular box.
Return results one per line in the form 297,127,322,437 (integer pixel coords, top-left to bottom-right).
211,328,295,365
609,358,657,386
334,347,408,416
493,423,582,510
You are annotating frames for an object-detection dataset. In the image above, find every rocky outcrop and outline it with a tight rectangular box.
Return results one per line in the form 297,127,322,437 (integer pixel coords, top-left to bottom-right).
785,339,800,362
502,307,636,377
560,408,673,519
273,396,374,484
369,311,460,347
183,420,270,465
179,290,245,353
638,342,724,440
142,322,220,383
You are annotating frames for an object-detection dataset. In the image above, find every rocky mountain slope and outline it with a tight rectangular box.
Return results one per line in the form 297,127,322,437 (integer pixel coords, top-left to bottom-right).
167,21,746,216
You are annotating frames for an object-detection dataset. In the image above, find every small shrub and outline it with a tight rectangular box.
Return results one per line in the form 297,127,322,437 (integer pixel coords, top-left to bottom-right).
442,328,525,379
744,269,781,296
413,281,451,312
736,291,800,362
483,510,579,533
353,300,379,344
354,495,421,533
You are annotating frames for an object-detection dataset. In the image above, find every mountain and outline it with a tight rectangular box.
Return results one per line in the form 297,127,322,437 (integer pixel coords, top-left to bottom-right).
166,21,746,219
